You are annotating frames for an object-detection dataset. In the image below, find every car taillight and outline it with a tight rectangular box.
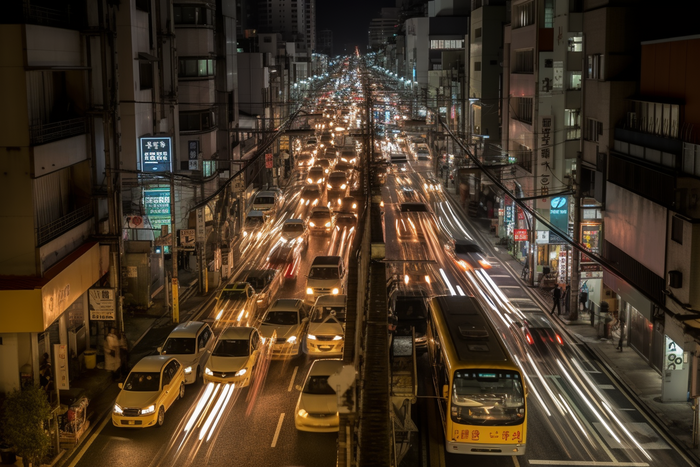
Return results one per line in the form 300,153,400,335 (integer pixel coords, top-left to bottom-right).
284,263,295,278
556,334,564,345
525,333,534,345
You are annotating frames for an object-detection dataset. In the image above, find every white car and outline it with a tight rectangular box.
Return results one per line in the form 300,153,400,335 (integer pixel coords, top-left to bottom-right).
158,321,214,384
294,359,344,432
258,299,309,359
306,295,347,357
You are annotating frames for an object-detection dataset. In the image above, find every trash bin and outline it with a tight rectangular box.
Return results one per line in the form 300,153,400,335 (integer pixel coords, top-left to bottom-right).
0,443,16,465
84,350,96,370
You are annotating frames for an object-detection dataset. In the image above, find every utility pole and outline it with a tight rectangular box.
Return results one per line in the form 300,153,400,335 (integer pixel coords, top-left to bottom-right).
170,171,179,323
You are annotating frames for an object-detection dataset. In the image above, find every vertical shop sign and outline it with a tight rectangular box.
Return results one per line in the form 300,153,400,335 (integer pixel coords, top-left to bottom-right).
550,196,569,233
537,116,553,209
54,344,69,390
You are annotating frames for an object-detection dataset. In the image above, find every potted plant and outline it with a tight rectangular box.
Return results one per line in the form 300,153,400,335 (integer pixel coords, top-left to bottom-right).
2,385,51,467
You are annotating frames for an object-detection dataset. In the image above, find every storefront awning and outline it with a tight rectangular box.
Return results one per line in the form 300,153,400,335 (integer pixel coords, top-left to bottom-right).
0,242,104,333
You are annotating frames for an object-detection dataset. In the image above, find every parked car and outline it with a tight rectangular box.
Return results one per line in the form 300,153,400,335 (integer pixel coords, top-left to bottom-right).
112,355,185,428
258,298,310,359
158,321,214,383
294,359,344,432
203,327,263,387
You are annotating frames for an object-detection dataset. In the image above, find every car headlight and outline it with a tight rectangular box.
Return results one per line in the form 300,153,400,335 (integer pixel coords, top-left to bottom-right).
287,335,297,344
308,334,317,340
205,368,213,376
309,221,316,227
307,178,313,183
325,222,331,227
141,405,156,415
327,183,333,189
113,403,123,415
184,366,192,374
242,231,248,237
341,184,347,189
352,203,357,209
332,335,343,341
235,368,248,377
312,199,319,206
332,288,339,294
298,409,309,418
306,288,314,295
317,178,323,184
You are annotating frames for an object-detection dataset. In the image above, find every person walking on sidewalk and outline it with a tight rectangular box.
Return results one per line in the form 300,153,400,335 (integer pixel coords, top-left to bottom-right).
616,313,626,351
104,327,120,379
562,284,571,315
551,285,562,315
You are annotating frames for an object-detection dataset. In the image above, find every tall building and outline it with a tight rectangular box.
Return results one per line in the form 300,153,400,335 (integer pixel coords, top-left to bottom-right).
318,29,333,56
257,0,313,51
304,0,316,52
368,8,399,50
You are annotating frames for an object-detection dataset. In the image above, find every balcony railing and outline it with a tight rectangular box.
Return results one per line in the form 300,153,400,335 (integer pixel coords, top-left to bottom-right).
36,204,93,247
30,118,86,146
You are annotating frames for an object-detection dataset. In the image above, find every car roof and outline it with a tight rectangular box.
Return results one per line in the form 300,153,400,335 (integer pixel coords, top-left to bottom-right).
329,171,347,178
283,219,305,225
219,326,255,340
269,298,304,312
222,282,252,291
256,191,278,198
523,313,555,329
311,206,331,214
454,238,478,246
167,321,207,338
247,210,265,217
309,358,344,376
400,202,429,212
132,355,173,372
311,255,341,266
314,294,347,307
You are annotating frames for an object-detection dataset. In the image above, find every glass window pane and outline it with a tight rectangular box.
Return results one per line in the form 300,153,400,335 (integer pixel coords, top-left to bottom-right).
198,60,208,77
208,59,214,76
185,60,197,77
182,7,195,24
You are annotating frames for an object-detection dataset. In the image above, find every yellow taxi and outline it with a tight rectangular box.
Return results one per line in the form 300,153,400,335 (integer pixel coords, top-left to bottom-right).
203,327,262,387
294,359,344,432
112,355,185,428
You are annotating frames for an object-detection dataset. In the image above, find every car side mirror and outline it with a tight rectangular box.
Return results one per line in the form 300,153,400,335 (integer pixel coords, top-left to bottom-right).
295,384,302,391
157,347,162,353
118,383,123,389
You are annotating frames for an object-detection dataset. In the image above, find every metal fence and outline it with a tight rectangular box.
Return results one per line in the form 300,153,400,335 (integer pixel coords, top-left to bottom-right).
35,204,93,246
30,118,86,146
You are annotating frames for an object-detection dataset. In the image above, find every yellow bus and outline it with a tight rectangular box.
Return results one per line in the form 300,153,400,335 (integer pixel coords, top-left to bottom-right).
427,295,527,455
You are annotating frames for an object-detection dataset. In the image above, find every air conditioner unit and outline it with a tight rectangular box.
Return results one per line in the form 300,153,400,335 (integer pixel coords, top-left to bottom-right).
668,270,682,289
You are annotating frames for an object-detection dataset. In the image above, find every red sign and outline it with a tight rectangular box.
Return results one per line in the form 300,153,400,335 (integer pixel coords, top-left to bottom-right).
514,229,528,241
265,153,273,169
517,208,525,220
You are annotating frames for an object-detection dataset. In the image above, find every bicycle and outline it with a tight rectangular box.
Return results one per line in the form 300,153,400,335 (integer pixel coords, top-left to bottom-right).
521,264,530,281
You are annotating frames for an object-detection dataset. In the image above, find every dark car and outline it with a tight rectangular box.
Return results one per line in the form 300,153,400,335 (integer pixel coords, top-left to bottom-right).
389,288,429,352
513,312,564,360
445,238,491,271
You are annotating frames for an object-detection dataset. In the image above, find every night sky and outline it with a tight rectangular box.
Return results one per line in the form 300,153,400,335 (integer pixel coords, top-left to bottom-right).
316,0,397,55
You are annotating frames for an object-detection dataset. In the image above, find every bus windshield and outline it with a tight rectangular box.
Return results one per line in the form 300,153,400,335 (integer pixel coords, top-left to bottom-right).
451,369,525,426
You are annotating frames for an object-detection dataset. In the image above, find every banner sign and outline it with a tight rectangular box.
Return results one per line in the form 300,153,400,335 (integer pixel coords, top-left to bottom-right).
265,153,274,169
514,229,528,241
140,136,172,172
536,116,553,210
550,196,569,233
54,344,69,390
88,288,116,321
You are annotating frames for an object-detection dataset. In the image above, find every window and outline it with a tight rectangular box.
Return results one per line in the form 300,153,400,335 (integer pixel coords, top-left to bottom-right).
544,0,554,27
585,118,603,142
173,5,210,25
180,109,217,132
672,216,683,244
474,28,482,39
203,160,218,177
474,61,481,72
139,62,153,90
178,58,216,78
514,49,534,73
565,109,581,140
587,54,604,79
568,34,583,52
514,1,535,28
513,97,533,124
430,39,464,49
569,71,582,90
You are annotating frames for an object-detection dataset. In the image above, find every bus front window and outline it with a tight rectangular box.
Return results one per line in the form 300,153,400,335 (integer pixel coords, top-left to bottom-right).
451,370,525,426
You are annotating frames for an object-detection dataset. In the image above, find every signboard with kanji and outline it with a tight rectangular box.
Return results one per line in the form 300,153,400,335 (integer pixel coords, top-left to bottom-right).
265,153,273,169
196,208,206,242
536,116,553,210
140,136,172,172
180,229,195,249
88,288,116,321
514,229,528,241
188,140,199,160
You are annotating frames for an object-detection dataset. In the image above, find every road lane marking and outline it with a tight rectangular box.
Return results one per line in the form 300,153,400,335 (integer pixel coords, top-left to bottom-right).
529,462,648,466
288,366,299,391
512,455,521,467
271,413,285,447
67,410,111,467
598,384,616,390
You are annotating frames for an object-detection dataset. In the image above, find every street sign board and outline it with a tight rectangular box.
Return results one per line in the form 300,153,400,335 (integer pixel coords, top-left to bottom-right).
514,229,528,241
140,136,172,172
265,153,273,169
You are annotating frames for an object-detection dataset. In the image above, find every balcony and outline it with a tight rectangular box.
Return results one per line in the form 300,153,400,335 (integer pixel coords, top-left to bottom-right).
29,118,86,146
35,204,93,247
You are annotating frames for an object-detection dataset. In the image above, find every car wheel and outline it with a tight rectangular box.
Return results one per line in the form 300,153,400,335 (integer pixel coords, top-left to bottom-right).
178,383,185,400
156,406,165,427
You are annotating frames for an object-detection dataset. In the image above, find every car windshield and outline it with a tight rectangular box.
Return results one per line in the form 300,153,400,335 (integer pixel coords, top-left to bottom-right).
303,375,336,395
254,197,275,206
283,224,304,233
455,243,481,254
451,370,525,426
302,188,320,197
162,338,195,355
308,266,338,279
124,372,160,392
245,217,263,228
263,311,299,325
401,203,428,212
310,211,330,220
213,339,249,357
218,289,247,301
311,305,346,323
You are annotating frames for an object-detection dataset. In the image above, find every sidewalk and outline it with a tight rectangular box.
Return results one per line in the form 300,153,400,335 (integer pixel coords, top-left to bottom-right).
443,183,700,464
52,267,214,467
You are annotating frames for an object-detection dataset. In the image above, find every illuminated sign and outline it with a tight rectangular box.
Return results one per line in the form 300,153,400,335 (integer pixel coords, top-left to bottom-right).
140,136,172,172
550,196,569,232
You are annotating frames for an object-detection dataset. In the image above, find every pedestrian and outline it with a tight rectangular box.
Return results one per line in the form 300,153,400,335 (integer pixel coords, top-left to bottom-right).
104,327,120,379
551,285,562,315
562,284,571,315
118,330,129,379
616,313,625,351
